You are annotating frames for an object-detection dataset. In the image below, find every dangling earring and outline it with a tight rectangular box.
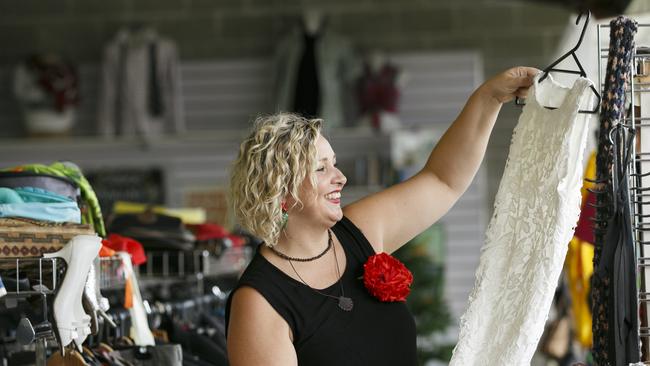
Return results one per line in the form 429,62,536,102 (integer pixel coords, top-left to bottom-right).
281,201,289,229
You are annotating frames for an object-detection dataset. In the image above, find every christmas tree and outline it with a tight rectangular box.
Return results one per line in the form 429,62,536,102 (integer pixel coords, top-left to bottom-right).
394,223,455,364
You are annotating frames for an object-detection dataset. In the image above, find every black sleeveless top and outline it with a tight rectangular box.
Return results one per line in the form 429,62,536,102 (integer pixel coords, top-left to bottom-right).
225,216,417,365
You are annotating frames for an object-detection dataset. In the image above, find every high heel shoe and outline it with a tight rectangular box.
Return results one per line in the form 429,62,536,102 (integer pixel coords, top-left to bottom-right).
43,234,101,353
83,264,116,333
82,291,98,335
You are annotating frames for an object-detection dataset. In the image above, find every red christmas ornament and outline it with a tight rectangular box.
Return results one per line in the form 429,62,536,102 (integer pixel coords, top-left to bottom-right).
362,252,413,302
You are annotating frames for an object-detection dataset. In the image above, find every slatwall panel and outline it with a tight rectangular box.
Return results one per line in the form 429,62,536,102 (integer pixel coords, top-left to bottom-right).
392,52,487,319
0,68,23,137
182,60,271,131
0,52,481,136
0,66,101,137
0,51,485,319
397,52,484,128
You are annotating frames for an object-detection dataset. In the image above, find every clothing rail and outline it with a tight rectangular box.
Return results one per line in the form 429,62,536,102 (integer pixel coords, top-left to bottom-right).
0,257,58,297
89,292,226,345
0,257,59,366
598,22,650,363
99,255,126,290
137,249,210,279
130,247,252,295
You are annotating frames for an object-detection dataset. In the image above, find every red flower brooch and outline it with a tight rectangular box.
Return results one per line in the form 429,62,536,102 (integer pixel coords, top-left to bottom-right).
363,252,413,302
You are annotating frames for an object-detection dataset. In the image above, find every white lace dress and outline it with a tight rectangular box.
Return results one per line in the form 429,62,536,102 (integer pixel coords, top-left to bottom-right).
449,74,595,366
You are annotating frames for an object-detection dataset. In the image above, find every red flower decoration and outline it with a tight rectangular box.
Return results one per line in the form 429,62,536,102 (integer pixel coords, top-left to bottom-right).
363,252,413,302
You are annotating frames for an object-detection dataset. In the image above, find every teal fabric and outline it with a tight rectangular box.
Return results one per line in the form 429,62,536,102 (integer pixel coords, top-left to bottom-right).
0,186,80,222
2,162,105,236
0,188,23,204
13,187,74,203
0,201,81,223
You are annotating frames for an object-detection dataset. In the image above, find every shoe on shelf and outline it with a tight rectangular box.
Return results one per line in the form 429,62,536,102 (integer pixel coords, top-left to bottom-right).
43,234,101,354
83,262,116,333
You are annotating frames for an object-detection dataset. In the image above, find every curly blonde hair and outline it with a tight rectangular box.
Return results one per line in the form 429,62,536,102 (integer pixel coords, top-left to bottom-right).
229,113,322,246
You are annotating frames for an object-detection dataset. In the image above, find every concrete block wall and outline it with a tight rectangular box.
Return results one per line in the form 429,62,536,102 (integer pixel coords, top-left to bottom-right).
0,0,570,67
0,0,572,207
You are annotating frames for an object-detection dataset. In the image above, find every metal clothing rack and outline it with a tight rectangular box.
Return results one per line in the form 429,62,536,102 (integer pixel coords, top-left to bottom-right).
597,21,650,363
0,255,132,365
0,257,59,366
130,249,211,296
133,247,252,294
99,255,127,290
89,292,227,346
0,246,250,365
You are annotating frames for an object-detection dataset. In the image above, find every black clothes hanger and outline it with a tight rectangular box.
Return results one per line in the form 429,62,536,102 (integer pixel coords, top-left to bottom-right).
516,11,601,114
610,123,636,213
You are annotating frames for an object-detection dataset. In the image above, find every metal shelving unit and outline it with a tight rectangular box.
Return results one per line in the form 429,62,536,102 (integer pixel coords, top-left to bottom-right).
598,22,650,363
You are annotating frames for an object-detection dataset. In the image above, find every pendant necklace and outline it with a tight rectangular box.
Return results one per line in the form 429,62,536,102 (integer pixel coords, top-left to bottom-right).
287,231,353,311
270,230,332,262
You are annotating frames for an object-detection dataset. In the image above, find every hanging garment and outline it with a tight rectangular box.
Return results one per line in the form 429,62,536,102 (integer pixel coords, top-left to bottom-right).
168,321,228,366
109,344,183,366
593,129,640,365
591,16,638,365
117,252,155,346
108,213,195,251
272,25,360,127
97,27,185,139
565,152,595,348
356,62,400,129
566,237,595,347
292,31,321,118
449,74,595,365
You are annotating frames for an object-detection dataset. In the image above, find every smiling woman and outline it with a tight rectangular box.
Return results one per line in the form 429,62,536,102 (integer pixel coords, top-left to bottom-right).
225,66,538,366
229,114,324,248
226,113,418,366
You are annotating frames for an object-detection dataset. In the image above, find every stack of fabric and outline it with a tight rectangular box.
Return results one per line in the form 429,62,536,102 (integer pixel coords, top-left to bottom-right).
0,163,106,354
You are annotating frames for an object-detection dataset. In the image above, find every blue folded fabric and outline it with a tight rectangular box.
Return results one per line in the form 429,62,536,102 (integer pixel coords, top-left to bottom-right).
0,201,81,223
0,187,24,204
0,186,80,223
13,186,75,203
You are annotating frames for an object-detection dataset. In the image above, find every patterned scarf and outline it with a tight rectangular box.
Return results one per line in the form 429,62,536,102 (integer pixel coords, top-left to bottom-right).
592,16,638,365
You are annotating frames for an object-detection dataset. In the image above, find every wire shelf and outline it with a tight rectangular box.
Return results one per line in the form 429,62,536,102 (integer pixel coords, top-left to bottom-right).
0,257,59,297
598,22,650,362
98,255,126,290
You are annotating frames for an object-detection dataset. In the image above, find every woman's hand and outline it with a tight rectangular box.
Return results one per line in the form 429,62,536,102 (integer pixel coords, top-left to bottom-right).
481,66,540,104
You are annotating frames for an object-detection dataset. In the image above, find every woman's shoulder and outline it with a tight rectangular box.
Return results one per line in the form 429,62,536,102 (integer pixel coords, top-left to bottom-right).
227,286,297,362
230,249,288,301
226,249,299,337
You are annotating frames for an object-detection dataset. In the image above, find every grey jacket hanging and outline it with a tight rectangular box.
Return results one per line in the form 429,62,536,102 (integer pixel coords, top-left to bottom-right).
97,28,185,139
272,26,360,128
